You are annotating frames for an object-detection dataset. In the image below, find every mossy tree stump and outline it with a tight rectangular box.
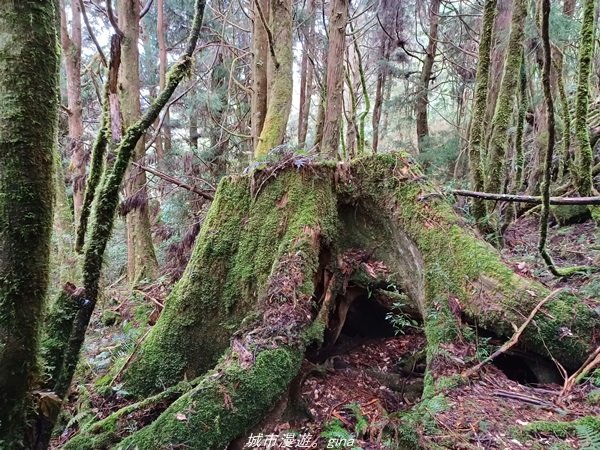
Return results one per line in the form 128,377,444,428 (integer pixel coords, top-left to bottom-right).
65,154,599,449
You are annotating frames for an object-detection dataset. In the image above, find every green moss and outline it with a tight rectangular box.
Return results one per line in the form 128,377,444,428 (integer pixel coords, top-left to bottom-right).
587,389,600,405
467,0,496,221
550,204,591,225
521,416,600,444
115,347,303,450
484,0,527,197
125,170,337,395
0,0,60,445
41,286,81,388
574,0,598,196
345,154,597,372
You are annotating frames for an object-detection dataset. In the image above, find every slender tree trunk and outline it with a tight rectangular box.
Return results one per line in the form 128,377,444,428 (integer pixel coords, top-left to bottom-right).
118,0,159,285
251,0,269,152
468,0,497,224
61,0,85,228
321,0,349,158
254,0,294,157
556,56,571,182
0,1,59,446
351,23,370,156
484,0,528,198
574,0,598,196
209,52,228,177
157,0,171,158
415,0,441,153
297,0,315,148
484,0,512,135
344,47,358,159
372,37,389,154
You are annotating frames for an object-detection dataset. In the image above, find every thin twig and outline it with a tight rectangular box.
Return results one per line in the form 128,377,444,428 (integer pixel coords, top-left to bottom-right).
462,289,564,378
79,0,108,66
132,162,214,200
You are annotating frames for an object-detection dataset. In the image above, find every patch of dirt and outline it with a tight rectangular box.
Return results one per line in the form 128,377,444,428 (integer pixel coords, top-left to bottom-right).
503,216,600,293
257,333,426,449
430,365,600,449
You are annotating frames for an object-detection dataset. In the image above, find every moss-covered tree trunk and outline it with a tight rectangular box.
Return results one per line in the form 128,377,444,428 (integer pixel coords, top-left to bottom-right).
64,154,599,449
484,0,528,197
467,0,497,224
574,0,598,196
0,0,59,446
254,0,293,158
44,0,207,435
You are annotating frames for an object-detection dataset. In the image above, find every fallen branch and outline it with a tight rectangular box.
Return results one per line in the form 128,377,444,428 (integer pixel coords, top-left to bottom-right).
452,189,600,205
560,346,600,399
462,289,564,378
133,162,214,200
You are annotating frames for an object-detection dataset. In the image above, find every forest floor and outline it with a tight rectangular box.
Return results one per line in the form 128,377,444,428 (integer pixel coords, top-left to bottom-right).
53,214,600,450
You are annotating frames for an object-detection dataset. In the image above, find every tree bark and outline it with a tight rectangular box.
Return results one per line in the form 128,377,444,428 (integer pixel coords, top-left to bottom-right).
297,0,315,148
484,0,528,198
254,0,294,158
468,0,497,224
574,0,598,196
321,0,348,159
118,0,159,285
415,0,441,153
0,1,59,446
251,0,269,152
60,0,85,228
156,0,172,159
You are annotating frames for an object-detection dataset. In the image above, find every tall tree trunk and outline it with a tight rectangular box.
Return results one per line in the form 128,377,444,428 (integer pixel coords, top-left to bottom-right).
0,1,59,446
297,0,315,148
574,0,598,196
251,0,269,152
254,0,293,158
483,0,512,135
468,0,497,224
415,0,441,153
484,0,528,198
61,0,85,228
156,0,171,159
209,52,228,177
372,37,390,154
118,0,159,285
321,0,348,159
